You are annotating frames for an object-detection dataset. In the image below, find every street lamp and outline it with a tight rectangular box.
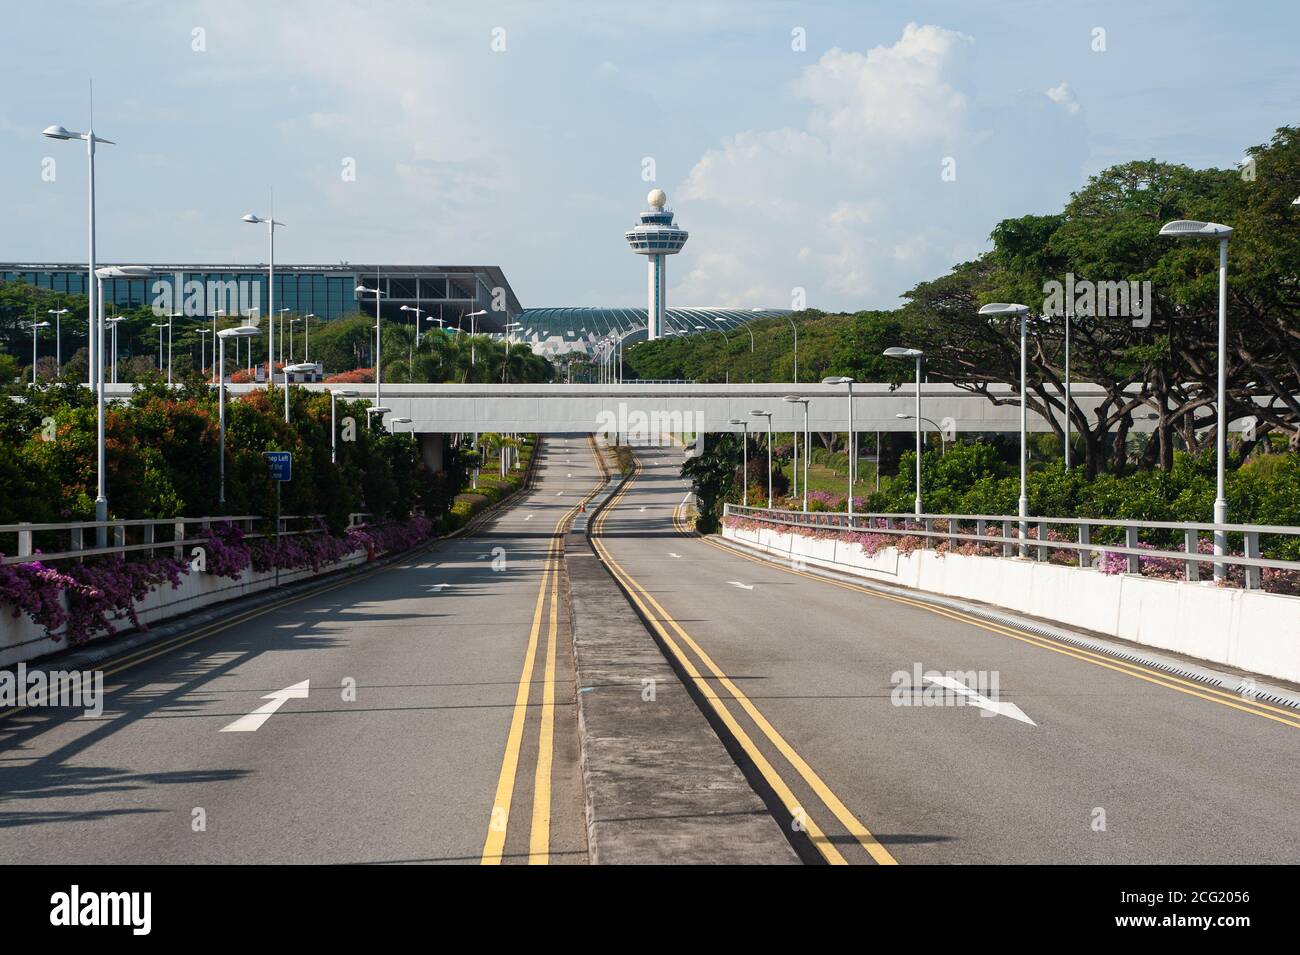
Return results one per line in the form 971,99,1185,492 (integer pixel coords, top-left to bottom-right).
355,284,386,405
303,313,315,361
241,212,285,392
365,406,391,431
107,317,125,384
279,362,316,423
978,303,1031,555
729,418,749,507
389,416,414,440
1159,219,1234,580
43,120,113,390
24,321,49,385
330,389,360,463
464,309,488,367
216,325,261,505
884,347,925,516
289,316,301,362
276,307,289,365
151,323,167,372
751,410,773,504
48,307,69,371
896,413,946,454
400,305,424,348
783,395,810,512
822,376,856,516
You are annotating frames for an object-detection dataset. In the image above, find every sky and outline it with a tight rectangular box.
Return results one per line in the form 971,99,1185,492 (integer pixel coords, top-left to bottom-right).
1,1,1296,312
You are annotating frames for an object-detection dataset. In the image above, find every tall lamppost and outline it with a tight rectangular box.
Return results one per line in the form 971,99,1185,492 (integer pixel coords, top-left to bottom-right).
389,416,414,441
896,413,947,453
216,325,261,505
303,313,315,361
282,363,316,423
465,309,487,367
978,303,1031,556
107,317,125,383
151,322,167,372
503,321,522,383
289,316,301,362
400,305,424,348
783,395,810,512
330,389,359,463
241,212,284,392
355,284,386,405
24,321,49,385
366,406,391,432
196,326,210,379
729,418,749,507
822,376,856,516
884,347,925,516
43,121,113,391
1159,219,1234,580
1063,306,1073,471
751,410,773,504
48,307,69,371
276,307,289,366
94,266,151,542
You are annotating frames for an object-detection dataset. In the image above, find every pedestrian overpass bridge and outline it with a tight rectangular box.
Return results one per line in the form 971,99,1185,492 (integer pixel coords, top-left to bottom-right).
259,381,1140,436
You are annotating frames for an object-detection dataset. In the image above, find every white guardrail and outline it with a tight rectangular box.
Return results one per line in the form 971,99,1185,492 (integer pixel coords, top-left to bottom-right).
723,504,1300,591
1,513,376,566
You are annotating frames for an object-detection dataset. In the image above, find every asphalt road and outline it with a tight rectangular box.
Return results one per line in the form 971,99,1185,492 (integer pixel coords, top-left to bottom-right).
592,442,1300,864
0,435,602,864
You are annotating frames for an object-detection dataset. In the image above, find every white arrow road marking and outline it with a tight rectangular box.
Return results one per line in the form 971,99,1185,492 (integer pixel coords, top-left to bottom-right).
220,680,310,733
556,491,564,496
524,514,534,521
727,581,755,590
923,674,1036,725
639,506,647,512
431,583,452,592
668,552,681,559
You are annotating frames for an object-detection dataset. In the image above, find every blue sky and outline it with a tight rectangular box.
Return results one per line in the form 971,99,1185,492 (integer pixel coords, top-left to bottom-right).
1,1,1296,311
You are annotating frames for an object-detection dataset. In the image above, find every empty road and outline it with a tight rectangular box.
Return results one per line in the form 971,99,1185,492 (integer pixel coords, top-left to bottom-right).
590,443,1300,864
0,435,603,864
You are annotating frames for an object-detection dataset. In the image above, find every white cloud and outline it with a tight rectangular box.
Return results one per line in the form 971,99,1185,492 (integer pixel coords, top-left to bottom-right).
1045,82,1081,114
670,22,1088,311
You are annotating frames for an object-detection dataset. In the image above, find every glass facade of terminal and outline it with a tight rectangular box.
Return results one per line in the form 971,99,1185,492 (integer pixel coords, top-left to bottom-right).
516,307,791,355
0,264,521,329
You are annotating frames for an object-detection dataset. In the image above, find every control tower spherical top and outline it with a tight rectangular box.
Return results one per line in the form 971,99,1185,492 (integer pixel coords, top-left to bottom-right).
647,188,667,209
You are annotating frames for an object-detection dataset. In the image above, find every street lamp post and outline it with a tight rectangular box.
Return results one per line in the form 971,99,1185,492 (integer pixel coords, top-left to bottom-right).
216,325,261,506
43,121,113,392
464,309,487,368
93,266,151,543
366,407,391,432
1063,306,1073,471
107,317,125,383
728,418,749,507
196,326,210,379
241,212,284,392
355,284,387,405
282,363,316,423
979,303,1031,556
896,413,946,454
330,389,360,463
751,410,774,503
25,321,49,384
884,347,925,516
303,313,315,361
400,305,424,349
152,323,167,373
783,395,810,511
1160,219,1234,580
289,317,301,362
276,308,289,365
822,376,856,516
48,307,69,371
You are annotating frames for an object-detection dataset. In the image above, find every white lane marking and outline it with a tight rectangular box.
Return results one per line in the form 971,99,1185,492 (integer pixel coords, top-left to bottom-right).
417,562,438,570
430,583,452,592
524,514,534,521
669,552,681,559
476,554,488,560
220,680,310,733
923,675,1036,726
727,581,755,590
639,506,646,512
556,491,564,496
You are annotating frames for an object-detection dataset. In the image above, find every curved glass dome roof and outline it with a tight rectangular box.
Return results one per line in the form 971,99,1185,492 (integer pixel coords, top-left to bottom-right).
514,307,791,356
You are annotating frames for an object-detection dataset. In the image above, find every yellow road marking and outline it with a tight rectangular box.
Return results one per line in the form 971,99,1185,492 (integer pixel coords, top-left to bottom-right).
686,490,1300,730
482,439,607,864
529,542,561,864
592,458,897,865
481,534,556,865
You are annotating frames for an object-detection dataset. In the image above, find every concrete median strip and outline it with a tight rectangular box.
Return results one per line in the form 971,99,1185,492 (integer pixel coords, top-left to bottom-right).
564,445,797,864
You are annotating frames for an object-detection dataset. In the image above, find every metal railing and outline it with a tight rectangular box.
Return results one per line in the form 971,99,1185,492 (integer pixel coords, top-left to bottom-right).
0,514,331,566
723,504,1300,591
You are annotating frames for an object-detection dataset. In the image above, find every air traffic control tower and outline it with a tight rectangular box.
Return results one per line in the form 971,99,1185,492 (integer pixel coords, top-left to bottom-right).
625,188,688,341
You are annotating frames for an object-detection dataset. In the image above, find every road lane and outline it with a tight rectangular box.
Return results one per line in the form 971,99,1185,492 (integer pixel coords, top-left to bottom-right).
592,443,1300,864
0,434,604,865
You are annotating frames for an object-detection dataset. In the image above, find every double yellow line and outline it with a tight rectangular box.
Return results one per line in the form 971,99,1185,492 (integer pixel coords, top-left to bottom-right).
590,457,897,865
691,503,1300,731
480,438,607,865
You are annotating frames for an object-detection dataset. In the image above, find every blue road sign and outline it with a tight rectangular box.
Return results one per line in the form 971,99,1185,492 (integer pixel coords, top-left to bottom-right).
265,451,292,482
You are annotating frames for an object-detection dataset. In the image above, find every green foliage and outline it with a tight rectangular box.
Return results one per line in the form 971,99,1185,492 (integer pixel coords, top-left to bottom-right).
681,434,742,533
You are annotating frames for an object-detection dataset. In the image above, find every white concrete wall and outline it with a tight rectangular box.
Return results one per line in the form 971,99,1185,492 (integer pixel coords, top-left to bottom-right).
0,551,368,668
723,523,1300,684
